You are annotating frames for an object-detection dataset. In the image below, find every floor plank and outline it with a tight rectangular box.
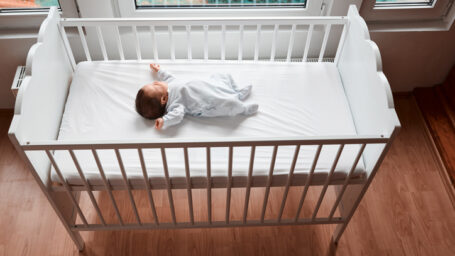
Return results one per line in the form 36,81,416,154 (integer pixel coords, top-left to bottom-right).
415,87,455,190
0,95,454,256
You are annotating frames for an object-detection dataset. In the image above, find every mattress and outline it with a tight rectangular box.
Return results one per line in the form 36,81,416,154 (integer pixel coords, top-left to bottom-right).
52,61,365,188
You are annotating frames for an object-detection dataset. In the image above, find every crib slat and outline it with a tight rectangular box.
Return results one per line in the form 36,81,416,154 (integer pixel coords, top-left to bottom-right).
92,149,124,225
77,26,91,61
96,26,108,61
115,149,141,225
137,148,159,225
204,25,209,61
311,144,344,220
183,147,195,225
114,26,125,61
45,150,88,227
58,24,76,70
150,26,159,61
160,148,177,225
221,24,226,61
270,24,278,61
68,150,106,226
277,145,300,222
303,24,314,62
318,24,332,62
206,147,212,224
238,25,244,61
186,25,192,60
132,25,142,61
328,144,366,220
286,24,296,62
168,25,175,61
260,145,278,223
294,145,322,222
226,146,233,224
335,23,348,65
254,24,261,62
243,146,256,224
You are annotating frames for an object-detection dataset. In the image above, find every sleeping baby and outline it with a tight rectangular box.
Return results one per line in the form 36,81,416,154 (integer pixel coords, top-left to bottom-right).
135,63,259,130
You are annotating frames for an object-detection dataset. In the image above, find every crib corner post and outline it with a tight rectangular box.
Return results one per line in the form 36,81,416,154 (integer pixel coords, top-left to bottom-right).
332,223,345,245
7,133,85,251
65,227,85,251
49,190,85,251
331,183,364,244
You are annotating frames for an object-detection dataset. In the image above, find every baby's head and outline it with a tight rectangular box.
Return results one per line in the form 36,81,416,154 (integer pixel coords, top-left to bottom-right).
135,81,168,119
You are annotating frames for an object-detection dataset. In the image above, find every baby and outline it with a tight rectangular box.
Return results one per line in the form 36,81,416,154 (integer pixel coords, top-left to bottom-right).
135,63,259,130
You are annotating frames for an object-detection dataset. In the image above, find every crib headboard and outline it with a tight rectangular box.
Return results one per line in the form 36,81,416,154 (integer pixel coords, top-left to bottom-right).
337,5,401,176
8,7,73,184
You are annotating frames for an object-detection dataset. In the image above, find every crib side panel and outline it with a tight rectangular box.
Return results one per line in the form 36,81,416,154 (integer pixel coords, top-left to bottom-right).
337,5,400,176
8,7,73,183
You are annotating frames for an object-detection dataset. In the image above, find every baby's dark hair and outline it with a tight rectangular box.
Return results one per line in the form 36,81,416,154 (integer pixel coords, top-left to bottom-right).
135,88,166,119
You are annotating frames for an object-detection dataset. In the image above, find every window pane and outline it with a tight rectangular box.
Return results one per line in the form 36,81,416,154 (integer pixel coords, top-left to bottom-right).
0,0,60,11
136,0,307,8
376,0,434,6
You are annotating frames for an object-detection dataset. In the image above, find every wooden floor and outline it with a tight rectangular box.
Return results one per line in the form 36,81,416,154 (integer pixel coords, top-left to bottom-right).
0,95,454,256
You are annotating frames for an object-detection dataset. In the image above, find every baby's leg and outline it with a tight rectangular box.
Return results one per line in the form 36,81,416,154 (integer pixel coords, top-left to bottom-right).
243,103,259,115
212,74,252,100
204,98,258,117
218,100,258,116
225,74,253,100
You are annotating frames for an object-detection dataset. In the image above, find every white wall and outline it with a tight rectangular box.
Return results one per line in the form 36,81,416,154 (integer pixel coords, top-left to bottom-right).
0,38,36,109
370,26,455,92
0,0,454,108
331,0,455,92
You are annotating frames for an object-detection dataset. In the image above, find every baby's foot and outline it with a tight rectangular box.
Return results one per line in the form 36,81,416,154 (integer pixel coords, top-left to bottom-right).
238,85,252,100
244,103,259,115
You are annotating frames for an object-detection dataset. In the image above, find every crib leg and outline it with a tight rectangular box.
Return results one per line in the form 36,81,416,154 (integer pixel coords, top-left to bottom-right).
331,184,364,244
50,191,85,251
332,223,347,244
8,135,86,250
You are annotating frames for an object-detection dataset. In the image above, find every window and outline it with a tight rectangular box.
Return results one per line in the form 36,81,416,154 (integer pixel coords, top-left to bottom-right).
375,0,435,8
0,0,78,32
118,0,323,17
0,0,60,13
135,0,307,8
360,0,455,30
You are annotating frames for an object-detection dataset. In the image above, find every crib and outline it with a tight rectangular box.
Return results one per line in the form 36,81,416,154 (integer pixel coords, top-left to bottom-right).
8,5,400,251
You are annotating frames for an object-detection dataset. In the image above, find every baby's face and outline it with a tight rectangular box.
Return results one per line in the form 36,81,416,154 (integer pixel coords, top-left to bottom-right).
142,81,168,99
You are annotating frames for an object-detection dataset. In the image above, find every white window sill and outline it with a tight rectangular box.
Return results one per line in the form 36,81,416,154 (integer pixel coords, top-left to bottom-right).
0,28,40,39
0,12,49,31
367,18,454,32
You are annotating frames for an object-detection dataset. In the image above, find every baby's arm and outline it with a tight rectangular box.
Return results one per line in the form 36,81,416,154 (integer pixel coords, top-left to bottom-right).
150,63,175,82
156,104,185,130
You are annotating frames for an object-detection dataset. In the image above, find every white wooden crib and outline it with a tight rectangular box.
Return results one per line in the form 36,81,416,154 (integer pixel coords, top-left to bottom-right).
8,5,400,251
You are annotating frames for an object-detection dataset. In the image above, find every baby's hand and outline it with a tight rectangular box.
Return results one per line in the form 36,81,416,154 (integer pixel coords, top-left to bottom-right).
150,63,160,72
155,118,164,130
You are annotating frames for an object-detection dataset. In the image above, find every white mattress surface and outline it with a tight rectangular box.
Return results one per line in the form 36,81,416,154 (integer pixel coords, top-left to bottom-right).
53,61,365,186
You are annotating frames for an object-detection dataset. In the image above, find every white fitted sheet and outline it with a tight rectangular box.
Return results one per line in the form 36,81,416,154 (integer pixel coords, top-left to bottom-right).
52,61,365,187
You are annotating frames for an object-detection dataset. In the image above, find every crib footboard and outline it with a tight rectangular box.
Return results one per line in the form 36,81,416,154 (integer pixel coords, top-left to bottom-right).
7,7,84,250
334,5,401,243
8,7,73,185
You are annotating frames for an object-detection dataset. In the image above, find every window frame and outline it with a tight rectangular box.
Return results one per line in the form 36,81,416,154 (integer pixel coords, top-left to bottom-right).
117,0,324,18
0,0,78,32
360,0,454,24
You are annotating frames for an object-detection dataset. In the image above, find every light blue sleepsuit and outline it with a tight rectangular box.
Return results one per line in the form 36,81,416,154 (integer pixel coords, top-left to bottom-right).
157,69,258,129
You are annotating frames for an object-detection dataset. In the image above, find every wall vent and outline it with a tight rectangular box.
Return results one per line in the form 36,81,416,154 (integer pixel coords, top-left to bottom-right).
11,66,26,98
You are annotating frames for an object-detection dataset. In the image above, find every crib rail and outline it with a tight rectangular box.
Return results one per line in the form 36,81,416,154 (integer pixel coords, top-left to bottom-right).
20,135,388,232
22,135,387,150
59,16,348,64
